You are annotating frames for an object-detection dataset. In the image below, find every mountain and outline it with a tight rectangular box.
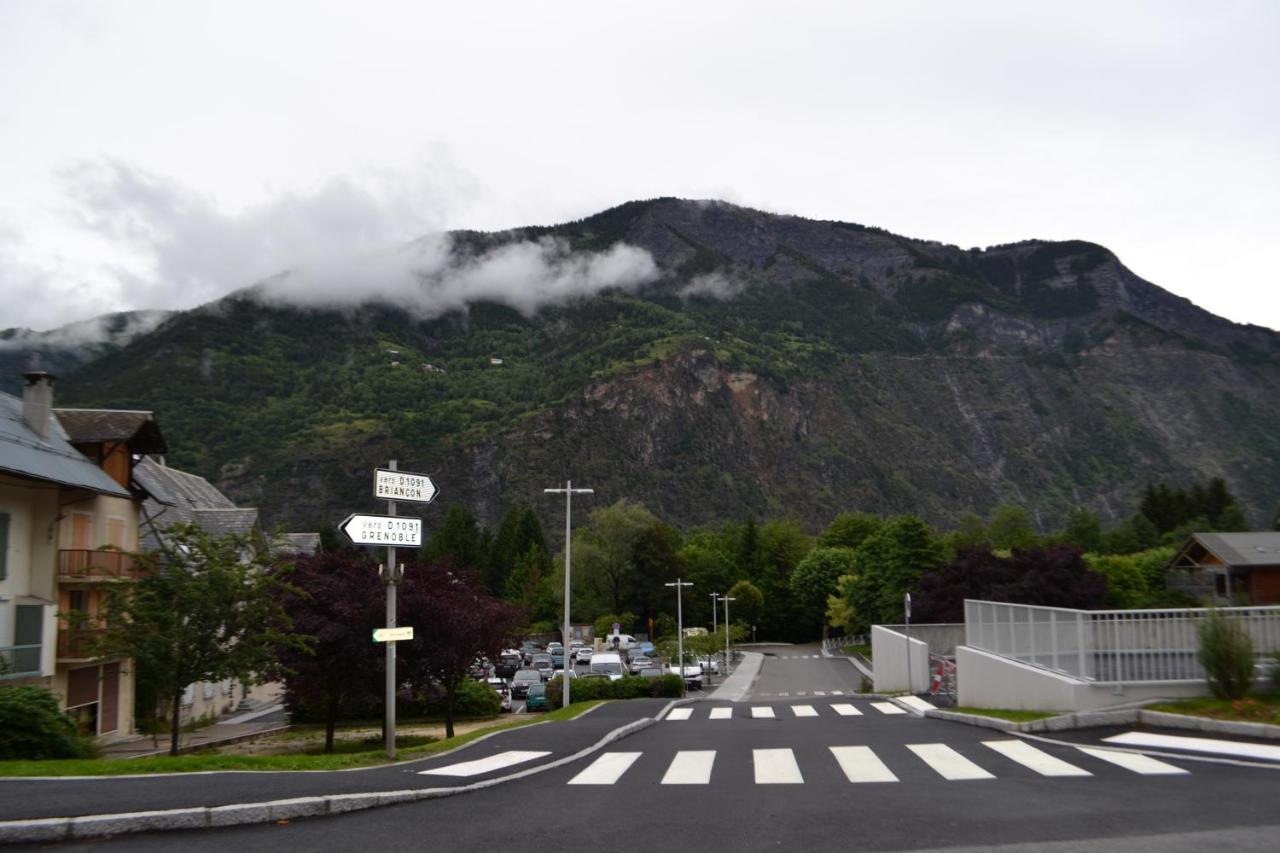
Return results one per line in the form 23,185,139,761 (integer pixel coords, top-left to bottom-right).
0,310,172,395
42,199,1280,535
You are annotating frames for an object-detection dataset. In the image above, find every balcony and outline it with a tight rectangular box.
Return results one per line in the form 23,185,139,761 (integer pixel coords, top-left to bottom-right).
58,550,144,582
57,628,105,661
0,644,42,678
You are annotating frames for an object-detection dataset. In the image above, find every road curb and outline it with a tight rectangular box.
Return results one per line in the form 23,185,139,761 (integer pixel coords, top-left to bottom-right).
924,706,1280,740
0,709,660,844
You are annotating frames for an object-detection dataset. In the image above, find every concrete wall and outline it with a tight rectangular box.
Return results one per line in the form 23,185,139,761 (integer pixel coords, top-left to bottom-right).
879,623,965,656
872,625,930,693
956,645,1209,711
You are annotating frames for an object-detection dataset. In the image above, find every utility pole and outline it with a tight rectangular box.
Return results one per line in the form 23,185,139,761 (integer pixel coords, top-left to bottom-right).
709,592,720,686
722,595,736,674
544,481,593,708
666,579,693,695
381,461,401,760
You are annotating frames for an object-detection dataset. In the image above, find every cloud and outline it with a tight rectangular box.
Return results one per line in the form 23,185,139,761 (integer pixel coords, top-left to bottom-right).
0,309,171,352
678,271,745,300
252,234,661,319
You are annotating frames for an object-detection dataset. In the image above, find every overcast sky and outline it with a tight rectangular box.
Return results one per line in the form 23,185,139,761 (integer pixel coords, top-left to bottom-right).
2,0,1277,333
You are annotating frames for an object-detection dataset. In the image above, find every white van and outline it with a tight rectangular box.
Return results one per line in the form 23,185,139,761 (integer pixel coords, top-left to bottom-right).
588,652,626,681
605,633,638,651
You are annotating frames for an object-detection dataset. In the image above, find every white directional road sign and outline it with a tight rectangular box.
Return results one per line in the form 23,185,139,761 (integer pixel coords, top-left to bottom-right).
374,626,414,643
340,513,423,547
374,468,437,503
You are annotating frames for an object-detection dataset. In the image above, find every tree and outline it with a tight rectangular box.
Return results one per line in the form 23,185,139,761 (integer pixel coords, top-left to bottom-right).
727,580,763,628
987,504,1039,551
1060,506,1103,553
755,518,812,640
425,504,483,570
99,524,301,756
486,503,548,596
945,512,988,551
275,551,385,752
573,500,658,614
791,547,858,639
1214,503,1250,532
826,573,860,633
842,515,946,630
629,522,684,630
1197,609,1255,700
400,564,524,738
818,512,882,551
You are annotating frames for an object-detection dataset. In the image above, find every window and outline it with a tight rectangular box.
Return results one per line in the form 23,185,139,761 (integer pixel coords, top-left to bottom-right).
0,512,8,581
71,513,92,549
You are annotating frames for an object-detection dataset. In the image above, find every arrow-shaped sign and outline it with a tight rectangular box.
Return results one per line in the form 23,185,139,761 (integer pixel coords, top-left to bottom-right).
339,513,423,548
374,468,438,504
374,626,414,643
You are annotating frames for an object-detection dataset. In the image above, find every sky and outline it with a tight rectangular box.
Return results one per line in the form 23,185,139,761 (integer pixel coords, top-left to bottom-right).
1,0,1278,334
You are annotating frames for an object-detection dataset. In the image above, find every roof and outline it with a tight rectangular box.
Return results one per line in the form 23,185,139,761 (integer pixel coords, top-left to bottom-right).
1188,532,1280,568
0,392,130,497
54,408,167,454
273,532,321,556
135,457,258,549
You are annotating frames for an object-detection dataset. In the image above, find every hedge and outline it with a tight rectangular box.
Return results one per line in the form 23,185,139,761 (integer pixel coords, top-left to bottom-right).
0,685,96,760
545,674,683,706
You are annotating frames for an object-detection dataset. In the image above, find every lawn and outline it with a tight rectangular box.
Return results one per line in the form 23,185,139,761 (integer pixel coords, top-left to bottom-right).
1146,693,1280,725
841,644,872,659
0,701,607,777
949,706,1057,723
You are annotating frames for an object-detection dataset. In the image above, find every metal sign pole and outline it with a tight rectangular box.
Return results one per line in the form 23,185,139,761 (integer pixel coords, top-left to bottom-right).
544,481,593,709
904,592,913,696
384,460,399,760
666,579,692,696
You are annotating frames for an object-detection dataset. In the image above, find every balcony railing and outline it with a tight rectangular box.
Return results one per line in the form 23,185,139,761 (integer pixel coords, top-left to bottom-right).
0,644,42,678
57,628,105,660
58,549,143,581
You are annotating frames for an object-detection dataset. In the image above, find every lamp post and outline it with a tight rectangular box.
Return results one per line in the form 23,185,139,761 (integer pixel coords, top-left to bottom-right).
709,593,720,686
722,595,736,673
544,481,593,708
666,579,693,695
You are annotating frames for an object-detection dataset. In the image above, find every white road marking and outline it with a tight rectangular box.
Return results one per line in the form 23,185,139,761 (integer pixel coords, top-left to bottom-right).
791,704,818,717
908,744,996,780
751,706,776,719
666,708,693,721
1102,731,1280,762
871,702,906,715
662,750,716,784
831,703,863,716
813,690,826,696
897,695,935,712
778,692,790,697
1076,746,1190,775
419,750,551,777
568,752,641,785
754,748,804,784
983,740,1091,777
709,707,733,720
831,746,898,783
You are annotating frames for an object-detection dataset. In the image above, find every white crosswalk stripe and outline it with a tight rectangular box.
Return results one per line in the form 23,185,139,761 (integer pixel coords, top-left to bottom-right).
568,752,641,785
831,703,862,716
666,708,693,721
908,744,996,780
419,750,551,777
751,706,775,719
754,748,804,783
871,702,906,715
1076,746,1189,775
709,707,733,720
831,746,898,782
791,704,818,717
983,740,1091,777
812,690,826,696
662,750,716,784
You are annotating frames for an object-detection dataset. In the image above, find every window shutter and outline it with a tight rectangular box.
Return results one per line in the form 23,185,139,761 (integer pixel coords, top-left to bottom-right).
0,513,9,581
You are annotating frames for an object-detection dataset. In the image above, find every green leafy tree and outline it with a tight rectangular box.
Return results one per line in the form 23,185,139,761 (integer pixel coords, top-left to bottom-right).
843,515,946,630
727,579,764,628
680,541,734,626
486,503,548,596
573,500,658,614
818,512,882,550
1086,554,1147,608
826,573,861,633
791,547,858,639
987,504,1039,551
99,524,302,756
945,512,988,551
630,521,684,630
0,685,95,759
1197,609,1256,700
755,518,812,640
1214,503,1250,532
1060,506,1103,553
425,504,483,569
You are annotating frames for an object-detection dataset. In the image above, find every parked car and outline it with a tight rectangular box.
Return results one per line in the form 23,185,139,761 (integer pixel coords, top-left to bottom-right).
574,647,594,665
698,656,720,675
605,633,639,651
511,669,542,699
519,640,543,665
628,656,654,675
637,667,664,679
547,642,565,669
637,641,655,656
669,663,702,690
589,652,626,681
487,677,512,712
495,651,523,680
524,683,549,712
468,657,492,680
531,653,554,680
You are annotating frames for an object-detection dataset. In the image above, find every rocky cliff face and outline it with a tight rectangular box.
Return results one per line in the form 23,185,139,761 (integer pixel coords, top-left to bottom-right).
45,199,1280,534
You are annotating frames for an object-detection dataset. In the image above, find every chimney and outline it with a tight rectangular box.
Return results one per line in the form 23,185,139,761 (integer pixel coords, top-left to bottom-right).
22,370,55,440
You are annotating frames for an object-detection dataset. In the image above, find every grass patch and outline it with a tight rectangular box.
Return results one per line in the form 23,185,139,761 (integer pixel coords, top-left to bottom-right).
950,706,1057,723
841,644,872,658
0,701,608,777
1146,693,1280,725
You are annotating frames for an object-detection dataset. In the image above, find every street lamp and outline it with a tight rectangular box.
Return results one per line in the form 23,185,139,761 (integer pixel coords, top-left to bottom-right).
544,481,593,709
722,595,736,673
665,579,693,695
709,592,721,686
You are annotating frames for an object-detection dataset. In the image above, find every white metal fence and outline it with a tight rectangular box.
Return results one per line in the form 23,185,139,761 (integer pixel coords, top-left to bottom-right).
964,599,1280,684
823,634,867,655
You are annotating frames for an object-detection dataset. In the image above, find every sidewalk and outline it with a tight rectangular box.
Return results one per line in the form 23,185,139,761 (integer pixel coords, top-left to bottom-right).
706,652,763,702
0,698,672,842
100,705,288,759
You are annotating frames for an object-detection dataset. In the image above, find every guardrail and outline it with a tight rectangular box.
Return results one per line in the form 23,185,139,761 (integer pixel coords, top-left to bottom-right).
823,634,868,655
58,549,144,581
964,599,1280,684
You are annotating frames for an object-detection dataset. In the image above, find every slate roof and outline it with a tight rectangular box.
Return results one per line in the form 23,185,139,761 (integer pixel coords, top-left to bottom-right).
54,408,167,454
1190,532,1280,568
0,392,130,496
135,457,258,549
274,532,321,555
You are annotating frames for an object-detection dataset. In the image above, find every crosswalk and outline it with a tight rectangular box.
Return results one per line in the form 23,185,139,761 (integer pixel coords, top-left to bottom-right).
666,702,906,721
566,741,1190,786
776,654,823,659
754,690,850,697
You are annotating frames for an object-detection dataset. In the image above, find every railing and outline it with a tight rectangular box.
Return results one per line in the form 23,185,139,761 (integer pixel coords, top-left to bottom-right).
58,549,143,581
964,599,1280,684
0,644,42,678
57,628,105,660
823,634,868,655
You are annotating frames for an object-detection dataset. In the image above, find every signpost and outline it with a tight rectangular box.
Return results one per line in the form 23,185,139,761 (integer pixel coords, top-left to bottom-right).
338,460,434,760
904,592,913,696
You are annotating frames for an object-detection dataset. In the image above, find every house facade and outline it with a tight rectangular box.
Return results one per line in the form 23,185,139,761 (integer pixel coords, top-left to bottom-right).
1167,532,1280,605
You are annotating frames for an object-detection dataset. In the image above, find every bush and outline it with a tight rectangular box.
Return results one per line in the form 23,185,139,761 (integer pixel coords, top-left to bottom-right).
400,677,501,718
545,674,683,706
0,685,96,760
1197,610,1256,700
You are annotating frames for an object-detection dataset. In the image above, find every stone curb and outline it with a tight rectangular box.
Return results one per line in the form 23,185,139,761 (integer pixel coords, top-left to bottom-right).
924,706,1280,740
0,711,659,844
